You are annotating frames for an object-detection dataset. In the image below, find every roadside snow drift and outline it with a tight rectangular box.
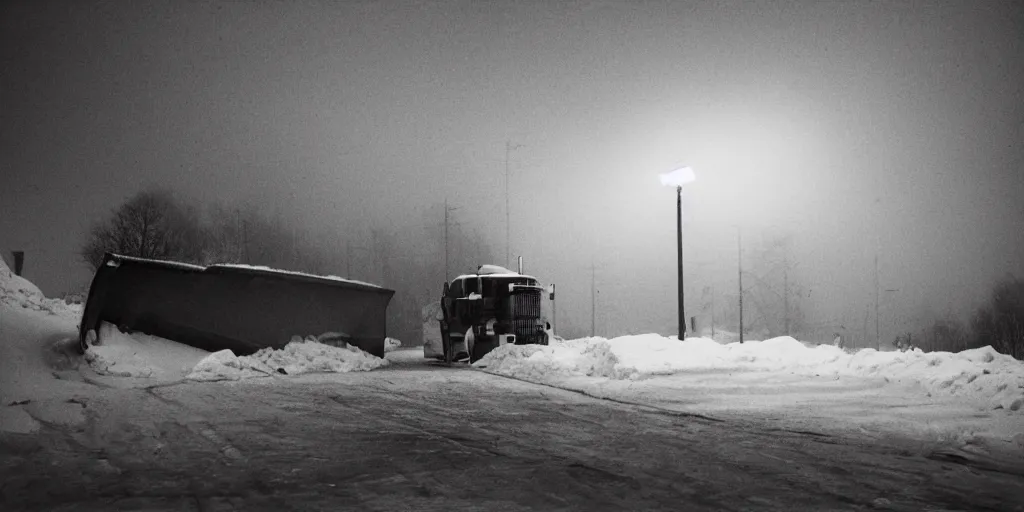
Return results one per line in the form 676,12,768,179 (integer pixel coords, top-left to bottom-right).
85,322,210,379
475,335,1024,412
385,337,402,352
187,336,390,381
0,256,82,322
83,324,391,382
1,260,92,434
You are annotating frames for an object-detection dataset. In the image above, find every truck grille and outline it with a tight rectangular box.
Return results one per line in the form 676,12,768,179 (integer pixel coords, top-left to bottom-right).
510,290,542,344
511,291,541,319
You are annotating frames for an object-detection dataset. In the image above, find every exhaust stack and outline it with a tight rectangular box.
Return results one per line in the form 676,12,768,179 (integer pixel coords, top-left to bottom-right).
518,256,523,274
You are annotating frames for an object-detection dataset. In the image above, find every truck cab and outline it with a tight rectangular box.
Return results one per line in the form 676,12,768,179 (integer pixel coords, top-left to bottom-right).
433,265,550,363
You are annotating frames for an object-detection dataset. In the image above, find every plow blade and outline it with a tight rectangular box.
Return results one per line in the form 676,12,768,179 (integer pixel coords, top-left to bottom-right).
79,253,395,358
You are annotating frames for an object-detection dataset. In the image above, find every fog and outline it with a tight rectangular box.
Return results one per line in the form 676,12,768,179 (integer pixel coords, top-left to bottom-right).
2,1,1022,345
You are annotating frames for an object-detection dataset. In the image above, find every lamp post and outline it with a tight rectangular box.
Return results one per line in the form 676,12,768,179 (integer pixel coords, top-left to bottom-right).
660,166,696,341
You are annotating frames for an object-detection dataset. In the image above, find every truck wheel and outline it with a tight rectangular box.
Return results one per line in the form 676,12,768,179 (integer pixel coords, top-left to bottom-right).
469,335,499,364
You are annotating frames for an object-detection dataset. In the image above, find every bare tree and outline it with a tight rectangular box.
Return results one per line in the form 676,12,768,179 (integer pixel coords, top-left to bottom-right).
80,189,206,270
972,275,1024,360
915,317,973,353
743,232,805,338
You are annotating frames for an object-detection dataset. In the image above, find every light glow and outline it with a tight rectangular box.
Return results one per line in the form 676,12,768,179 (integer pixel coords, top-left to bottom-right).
659,166,696,187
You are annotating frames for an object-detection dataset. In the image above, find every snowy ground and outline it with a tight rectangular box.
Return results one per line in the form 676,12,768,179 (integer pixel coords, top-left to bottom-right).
1,256,392,434
186,336,390,381
81,327,392,383
0,256,83,322
86,323,210,380
3,347,1023,511
476,334,1024,411
474,334,1024,453
3,260,1024,509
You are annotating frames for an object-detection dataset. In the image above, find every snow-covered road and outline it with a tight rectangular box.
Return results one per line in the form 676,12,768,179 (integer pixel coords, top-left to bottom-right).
3,347,1023,511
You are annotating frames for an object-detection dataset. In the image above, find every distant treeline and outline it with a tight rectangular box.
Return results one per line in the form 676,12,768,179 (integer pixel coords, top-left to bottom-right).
897,276,1024,360
80,188,497,345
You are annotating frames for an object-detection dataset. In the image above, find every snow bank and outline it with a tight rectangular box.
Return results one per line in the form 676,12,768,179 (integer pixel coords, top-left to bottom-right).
186,335,389,381
85,323,210,379
385,337,402,352
0,256,82,322
82,323,391,382
186,349,270,381
476,334,1024,412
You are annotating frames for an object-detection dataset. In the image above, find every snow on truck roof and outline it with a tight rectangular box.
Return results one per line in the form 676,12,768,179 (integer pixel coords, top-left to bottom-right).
453,265,538,282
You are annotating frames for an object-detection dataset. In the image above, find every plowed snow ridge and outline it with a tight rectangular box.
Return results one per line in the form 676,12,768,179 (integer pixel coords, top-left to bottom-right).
475,335,1024,412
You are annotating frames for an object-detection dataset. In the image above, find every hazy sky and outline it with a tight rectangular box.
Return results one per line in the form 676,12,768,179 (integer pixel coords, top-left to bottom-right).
2,0,1022,341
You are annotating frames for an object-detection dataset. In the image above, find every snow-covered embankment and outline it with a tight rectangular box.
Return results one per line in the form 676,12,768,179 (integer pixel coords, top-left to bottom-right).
476,335,1024,413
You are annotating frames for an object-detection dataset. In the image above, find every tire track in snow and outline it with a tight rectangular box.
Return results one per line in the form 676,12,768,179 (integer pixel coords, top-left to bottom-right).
325,395,504,458
143,387,245,463
469,366,728,423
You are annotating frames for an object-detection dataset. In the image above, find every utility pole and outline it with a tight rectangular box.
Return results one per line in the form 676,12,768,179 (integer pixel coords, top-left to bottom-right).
874,254,880,350
445,198,449,281
709,285,716,340
505,141,523,268
346,240,372,280
738,228,744,343
444,199,458,282
884,288,900,348
291,225,299,268
551,283,557,336
863,303,870,349
242,219,249,262
591,256,596,337
783,250,789,336
235,209,242,261
236,209,249,263
676,185,685,341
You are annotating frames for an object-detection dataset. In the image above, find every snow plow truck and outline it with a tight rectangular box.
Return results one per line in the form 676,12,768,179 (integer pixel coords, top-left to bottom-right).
425,262,552,364
79,253,395,358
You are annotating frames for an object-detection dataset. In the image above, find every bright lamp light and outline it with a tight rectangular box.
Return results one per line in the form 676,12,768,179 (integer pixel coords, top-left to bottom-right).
659,166,696,187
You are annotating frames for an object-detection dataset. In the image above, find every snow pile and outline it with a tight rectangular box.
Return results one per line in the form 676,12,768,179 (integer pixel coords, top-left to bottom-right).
822,344,1024,411
476,334,1024,412
185,349,271,381
385,337,402,352
84,323,209,379
186,335,389,381
473,343,573,381
477,337,636,381
82,323,391,382
0,257,82,321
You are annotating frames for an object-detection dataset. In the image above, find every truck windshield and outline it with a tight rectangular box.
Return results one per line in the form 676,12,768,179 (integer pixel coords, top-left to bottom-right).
449,279,464,298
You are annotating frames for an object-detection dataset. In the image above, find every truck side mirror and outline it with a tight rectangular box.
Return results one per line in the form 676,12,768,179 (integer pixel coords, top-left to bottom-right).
441,282,452,319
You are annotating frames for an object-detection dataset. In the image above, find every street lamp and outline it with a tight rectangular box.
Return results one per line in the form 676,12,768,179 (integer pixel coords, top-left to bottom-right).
659,166,696,341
